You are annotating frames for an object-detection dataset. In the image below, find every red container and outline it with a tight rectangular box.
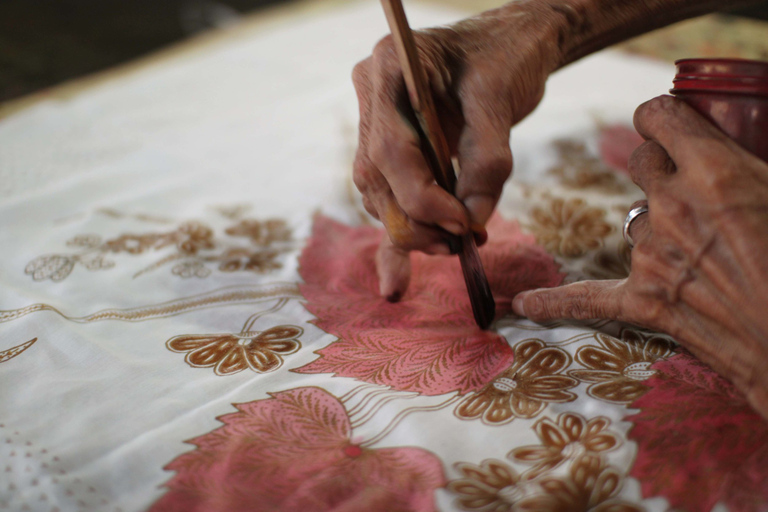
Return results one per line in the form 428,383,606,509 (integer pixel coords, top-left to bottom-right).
671,58,768,162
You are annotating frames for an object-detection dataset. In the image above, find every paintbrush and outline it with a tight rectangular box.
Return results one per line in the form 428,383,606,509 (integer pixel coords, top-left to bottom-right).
380,0,496,329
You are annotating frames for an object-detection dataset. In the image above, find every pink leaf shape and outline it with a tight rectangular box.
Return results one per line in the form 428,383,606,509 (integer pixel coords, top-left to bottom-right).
296,214,564,395
150,387,445,512
598,124,645,174
627,353,768,512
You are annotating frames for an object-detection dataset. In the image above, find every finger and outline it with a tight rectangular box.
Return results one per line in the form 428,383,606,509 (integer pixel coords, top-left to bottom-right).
376,236,411,302
369,41,470,235
512,280,626,323
626,200,651,248
354,152,450,253
455,76,513,226
361,195,379,220
626,140,676,194
633,95,731,166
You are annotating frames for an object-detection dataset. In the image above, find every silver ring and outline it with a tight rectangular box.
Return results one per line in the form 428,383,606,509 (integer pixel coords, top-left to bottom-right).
623,205,648,249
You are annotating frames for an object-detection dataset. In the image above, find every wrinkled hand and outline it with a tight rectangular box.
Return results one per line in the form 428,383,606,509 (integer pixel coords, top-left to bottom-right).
513,96,768,419
352,6,559,300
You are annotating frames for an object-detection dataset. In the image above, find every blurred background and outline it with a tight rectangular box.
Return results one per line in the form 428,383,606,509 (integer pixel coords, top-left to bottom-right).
1,0,767,104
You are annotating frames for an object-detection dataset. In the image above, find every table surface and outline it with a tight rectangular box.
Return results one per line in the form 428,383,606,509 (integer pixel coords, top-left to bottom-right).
1,0,766,121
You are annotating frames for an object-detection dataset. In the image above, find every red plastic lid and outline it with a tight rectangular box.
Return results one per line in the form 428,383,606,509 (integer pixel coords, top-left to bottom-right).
671,58,768,97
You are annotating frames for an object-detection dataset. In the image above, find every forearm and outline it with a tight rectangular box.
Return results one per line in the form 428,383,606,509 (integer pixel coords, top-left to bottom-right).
480,0,762,71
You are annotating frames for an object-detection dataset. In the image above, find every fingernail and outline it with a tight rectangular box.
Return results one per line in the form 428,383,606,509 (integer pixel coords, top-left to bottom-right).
386,291,402,303
512,292,529,317
446,237,460,255
471,223,488,246
463,195,495,225
426,243,451,256
438,220,466,236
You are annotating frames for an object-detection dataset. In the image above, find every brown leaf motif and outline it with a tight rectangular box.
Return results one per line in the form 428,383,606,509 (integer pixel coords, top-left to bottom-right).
528,197,613,258
0,338,37,364
455,340,577,425
509,413,620,478
516,454,642,512
448,459,539,512
567,330,676,404
167,325,302,376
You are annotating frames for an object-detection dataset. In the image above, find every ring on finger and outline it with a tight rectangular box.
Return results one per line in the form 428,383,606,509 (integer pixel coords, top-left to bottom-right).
623,204,649,249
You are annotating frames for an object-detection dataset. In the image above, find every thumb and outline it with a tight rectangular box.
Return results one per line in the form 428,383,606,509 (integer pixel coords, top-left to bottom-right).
512,280,626,323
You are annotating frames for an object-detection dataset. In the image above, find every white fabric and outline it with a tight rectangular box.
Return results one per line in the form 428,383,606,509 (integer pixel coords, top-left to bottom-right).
0,2,677,511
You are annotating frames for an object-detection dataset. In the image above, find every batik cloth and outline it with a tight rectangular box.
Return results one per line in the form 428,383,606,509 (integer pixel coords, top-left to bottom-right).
1,2,766,511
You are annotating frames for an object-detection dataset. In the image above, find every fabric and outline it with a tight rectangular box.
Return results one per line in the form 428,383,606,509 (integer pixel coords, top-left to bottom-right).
1,1,767,511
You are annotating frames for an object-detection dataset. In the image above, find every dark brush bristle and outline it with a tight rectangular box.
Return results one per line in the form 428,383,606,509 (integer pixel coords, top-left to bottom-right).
457,233,495,330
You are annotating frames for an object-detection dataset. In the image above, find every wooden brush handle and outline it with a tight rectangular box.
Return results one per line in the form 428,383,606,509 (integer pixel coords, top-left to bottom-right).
380,0,496,329
380,0,456,194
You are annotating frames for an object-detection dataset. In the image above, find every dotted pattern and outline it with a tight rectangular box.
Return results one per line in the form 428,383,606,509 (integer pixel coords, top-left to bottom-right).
0,423,122,512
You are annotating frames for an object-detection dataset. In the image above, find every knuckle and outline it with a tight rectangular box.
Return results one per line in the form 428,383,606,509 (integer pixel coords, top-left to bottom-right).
397,189,433,222
351,59,371,87
369,134,415,168
634,95,678,130
352,159,378,194
372,35,399,70
631,294,671,332
477,150,513,182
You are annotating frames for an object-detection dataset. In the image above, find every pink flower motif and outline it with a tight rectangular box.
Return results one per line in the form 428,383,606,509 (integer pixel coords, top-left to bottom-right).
149,387,445,512
627,352,768,512
295,214,564,396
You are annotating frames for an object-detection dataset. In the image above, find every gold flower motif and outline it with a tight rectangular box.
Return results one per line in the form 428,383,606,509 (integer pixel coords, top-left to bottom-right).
455,340,577,425
509,413,620,478
516,454,642,512
225,219,292,246
448,459,539,512
567,330,676,404
548,140,625,193
176,221,215,254
529,198,613,258
171,261,211,278
104,233,161,254
216,248,281,273
167,325,303,376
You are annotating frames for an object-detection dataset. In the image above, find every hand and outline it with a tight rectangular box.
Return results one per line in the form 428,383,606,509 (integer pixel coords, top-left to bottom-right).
512,96,768,419
352,5,561,301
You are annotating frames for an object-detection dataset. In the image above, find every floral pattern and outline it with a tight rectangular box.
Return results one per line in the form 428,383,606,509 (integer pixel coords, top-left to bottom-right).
295,214,564,396
167,325,302,376
25,215,293,282
150,387,445,512
454,340,577,425
225,218,291,245
548,139,626,193
568,330,676,404
448,459,535,512
517,454,642,512
628,352,768,512
448,455,640,512
509,413,620,478
528,197,614,258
